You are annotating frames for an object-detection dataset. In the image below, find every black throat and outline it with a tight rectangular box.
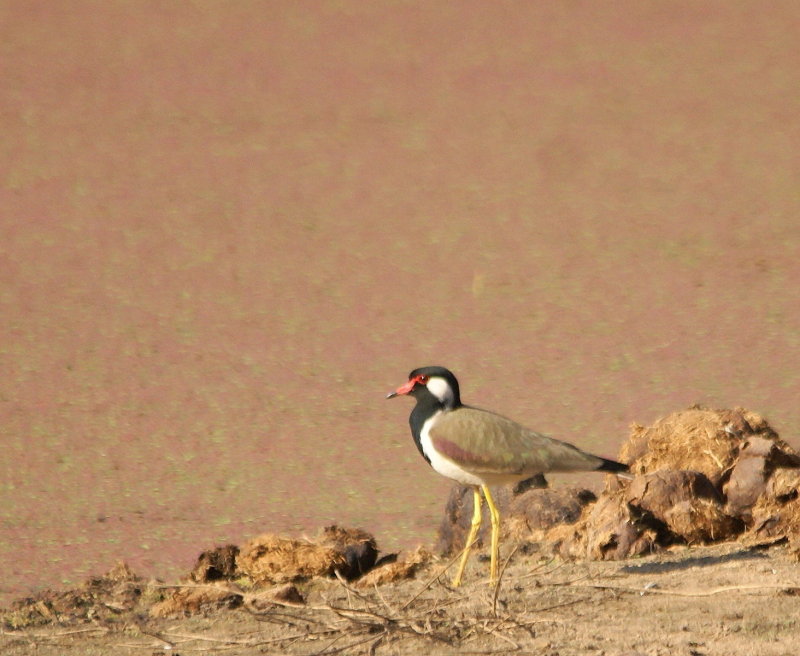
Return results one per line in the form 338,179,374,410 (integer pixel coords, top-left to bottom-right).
408,389,458,465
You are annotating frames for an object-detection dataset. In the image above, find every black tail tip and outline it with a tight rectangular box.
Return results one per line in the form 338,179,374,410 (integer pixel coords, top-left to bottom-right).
598,457,630,476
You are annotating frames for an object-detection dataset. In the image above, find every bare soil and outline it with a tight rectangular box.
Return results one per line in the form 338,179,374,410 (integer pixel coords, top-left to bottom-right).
2,542,799,655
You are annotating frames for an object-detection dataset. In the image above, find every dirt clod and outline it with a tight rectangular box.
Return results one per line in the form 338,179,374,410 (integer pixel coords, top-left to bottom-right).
355,546,432,588
623,406,778,485
236,525,379,585
150,583,243,618
191,544,240,582
319,525,379,579
237,535,346,585
626,470,743,543
565,491,666,560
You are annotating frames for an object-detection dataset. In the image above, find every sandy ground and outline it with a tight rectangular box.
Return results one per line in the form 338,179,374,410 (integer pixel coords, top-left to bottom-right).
2,542,799,655
2,6,800,650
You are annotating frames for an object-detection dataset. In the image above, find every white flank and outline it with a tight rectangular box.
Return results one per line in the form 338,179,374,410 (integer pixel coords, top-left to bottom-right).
420,411,485,486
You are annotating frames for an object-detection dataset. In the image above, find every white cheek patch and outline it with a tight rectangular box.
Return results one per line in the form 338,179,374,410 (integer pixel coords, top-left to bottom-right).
425,377,454,406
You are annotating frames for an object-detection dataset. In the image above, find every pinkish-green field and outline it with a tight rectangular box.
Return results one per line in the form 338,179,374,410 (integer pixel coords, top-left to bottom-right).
2,1,799,608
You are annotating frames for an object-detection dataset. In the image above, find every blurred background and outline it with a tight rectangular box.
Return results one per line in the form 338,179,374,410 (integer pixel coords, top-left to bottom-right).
2,1,799,604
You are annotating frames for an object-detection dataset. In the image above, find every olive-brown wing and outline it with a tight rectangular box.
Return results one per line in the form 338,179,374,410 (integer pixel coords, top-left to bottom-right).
428,407,606,475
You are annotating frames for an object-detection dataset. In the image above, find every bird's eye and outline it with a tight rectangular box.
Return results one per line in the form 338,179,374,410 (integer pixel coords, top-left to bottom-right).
417,374,429,384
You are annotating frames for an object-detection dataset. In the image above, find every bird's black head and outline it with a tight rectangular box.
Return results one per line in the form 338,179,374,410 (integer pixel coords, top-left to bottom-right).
386,366,461,409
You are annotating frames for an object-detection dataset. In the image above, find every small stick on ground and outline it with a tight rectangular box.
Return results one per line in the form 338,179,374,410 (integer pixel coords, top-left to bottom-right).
572,582,800,597
491,544,519,616
401,539,476,611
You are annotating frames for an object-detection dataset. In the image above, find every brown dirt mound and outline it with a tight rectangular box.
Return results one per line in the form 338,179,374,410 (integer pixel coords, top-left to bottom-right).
236,525,378,585
507,486,598,539
747,468,800,547
625,470,743,543
189,526,378,588
1,525,399,627
237,534,343,585
236,524,379,585
622,406,783,484
318,525,379,579
3,562,146,629
544,406,800,560
191,544,240,582
3,527,385,626
723,436,800,520
550,490,666,561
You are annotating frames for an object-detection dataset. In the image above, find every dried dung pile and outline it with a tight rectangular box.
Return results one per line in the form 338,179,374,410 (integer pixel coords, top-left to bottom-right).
3,562,149,628
237,534,346,584
191,544,240,581
553,406,800,559
625,469,742,543
2,524,434,626
186,525,382,588
747,467,800,550
355,546,433,588
151,525,431,617
237,525,378,584
318,524,380,579
150,582,244,618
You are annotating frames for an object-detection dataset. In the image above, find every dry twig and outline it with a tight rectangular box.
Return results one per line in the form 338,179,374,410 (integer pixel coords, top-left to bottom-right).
571,582,800,597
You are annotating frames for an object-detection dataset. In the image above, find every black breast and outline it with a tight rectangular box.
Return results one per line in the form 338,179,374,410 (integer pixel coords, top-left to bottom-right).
409,396,442,465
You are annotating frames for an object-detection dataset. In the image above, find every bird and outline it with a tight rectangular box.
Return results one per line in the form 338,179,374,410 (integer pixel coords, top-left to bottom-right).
387,365,629,587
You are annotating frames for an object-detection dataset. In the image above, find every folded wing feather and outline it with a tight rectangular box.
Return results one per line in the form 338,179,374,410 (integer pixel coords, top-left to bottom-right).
429,407,606,475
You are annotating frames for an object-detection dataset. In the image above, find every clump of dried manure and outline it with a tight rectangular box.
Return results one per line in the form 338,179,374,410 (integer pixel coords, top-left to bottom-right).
548,406,800,559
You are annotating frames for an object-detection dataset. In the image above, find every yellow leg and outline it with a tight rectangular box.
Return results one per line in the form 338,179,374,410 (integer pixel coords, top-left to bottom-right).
482,485,501,581
452,487,482,587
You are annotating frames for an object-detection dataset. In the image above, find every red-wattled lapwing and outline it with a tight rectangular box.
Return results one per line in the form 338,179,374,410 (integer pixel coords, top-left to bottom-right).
387,366,629,587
